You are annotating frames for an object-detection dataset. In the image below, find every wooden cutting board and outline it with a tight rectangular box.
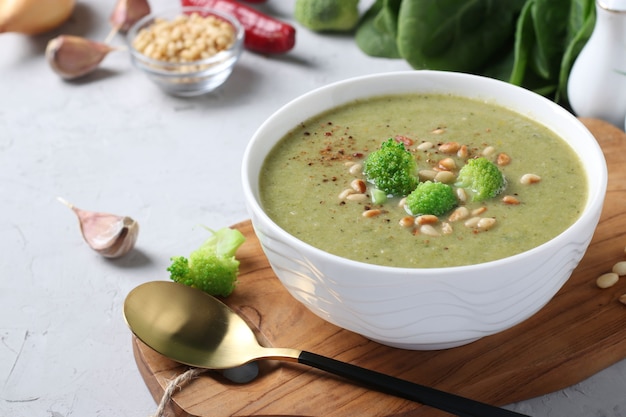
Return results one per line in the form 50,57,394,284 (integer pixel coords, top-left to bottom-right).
132,118,626,417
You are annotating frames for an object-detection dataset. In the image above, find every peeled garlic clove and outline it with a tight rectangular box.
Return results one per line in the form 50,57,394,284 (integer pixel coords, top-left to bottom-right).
0,0,75,35
59,198,139,259
110,0,151,32
46,35,115,80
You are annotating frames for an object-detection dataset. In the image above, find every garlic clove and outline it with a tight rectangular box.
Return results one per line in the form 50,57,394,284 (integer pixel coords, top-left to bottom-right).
59,197,139,259
76,211,139,258
109,0,151,33
45,35,115,80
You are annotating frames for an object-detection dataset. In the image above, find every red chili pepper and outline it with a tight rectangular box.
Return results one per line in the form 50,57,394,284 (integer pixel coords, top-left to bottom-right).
181,0,295,54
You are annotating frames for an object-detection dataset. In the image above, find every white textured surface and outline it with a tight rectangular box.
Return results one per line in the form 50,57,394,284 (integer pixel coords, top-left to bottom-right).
1,0,625,416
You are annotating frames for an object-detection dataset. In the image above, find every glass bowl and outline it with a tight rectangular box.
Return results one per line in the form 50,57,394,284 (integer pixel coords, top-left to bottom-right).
126,6,244,97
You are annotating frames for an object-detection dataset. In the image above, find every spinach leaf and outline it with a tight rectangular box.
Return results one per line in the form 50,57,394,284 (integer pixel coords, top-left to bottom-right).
373,0,403,35
395,0,525,72
478,47,516,82
556,0,596,104
354,0,595,107
509,0,595,105
531,0,574,80
355,0,402,58
510,0,536,86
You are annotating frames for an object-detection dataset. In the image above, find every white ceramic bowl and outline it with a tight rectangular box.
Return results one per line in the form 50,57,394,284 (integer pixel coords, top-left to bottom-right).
241,71,607,350
127,6,244,97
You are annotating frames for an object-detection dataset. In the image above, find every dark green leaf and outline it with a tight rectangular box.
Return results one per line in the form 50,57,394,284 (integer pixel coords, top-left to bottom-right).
510,0,536,85
355,0,402,58
557,3,595,105
373,0,403,35
396,0,525,71
530,0,593,83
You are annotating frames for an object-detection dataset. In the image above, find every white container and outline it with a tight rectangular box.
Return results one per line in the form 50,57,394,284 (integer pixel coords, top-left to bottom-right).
568,0,626,128
242,71,607,350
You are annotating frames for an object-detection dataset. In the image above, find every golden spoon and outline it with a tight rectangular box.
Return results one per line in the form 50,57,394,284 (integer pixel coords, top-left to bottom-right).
123,281,530,417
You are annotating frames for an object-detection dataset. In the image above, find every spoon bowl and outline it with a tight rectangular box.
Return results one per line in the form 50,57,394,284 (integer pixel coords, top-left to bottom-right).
123,281,529,417
124,281,299,370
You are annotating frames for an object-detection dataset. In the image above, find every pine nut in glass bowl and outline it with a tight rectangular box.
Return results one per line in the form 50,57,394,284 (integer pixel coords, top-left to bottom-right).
241,71,608,350
126,6,244,97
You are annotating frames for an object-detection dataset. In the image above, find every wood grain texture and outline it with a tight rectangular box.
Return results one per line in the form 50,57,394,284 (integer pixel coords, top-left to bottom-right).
132,118,626,417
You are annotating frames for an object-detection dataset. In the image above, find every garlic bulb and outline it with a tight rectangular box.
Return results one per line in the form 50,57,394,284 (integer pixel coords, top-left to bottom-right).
59,198,139,259
0,0,75,35
46,35,115,80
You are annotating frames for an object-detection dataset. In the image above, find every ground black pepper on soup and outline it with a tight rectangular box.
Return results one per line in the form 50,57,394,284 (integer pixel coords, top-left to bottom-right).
259,94,586,268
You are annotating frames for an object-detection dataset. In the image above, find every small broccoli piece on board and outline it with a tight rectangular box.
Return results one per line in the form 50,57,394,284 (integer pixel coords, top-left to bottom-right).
167,227,246,297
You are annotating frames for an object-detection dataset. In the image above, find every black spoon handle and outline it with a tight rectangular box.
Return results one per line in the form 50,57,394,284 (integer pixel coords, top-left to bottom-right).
298,351,530,417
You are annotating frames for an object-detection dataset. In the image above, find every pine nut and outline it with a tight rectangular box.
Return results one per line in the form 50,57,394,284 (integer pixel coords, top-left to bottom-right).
441,222,453,235
398,197,407,208
596,272,619,288
448,206,469,222
464,216,481,228
434,170,455,184
472,206,487,216
439,142,460,154
477,217,496,231
419,169,437,181
457,145,469,159
456,188,468,203
431,127,445,134
133,13,236,64
415,214,438,225
349,163,362,176
417,141,434,151
438,157,456,171
496,153,511,166
346,193,367,202
362,209,382,218
351,179,367,193
399,216,414,228
619,294,626,305
338,189,355,199
420,224,440,236
612,261,626,276
395,135,414,146
502,195,520,205
520,173,541,185
482,146,496,157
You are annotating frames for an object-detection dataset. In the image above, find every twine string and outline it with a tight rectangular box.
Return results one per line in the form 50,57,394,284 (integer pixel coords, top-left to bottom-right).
151,367,209,417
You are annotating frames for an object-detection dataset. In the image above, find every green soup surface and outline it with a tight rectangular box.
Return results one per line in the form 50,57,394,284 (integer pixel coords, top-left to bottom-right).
259,94,586,268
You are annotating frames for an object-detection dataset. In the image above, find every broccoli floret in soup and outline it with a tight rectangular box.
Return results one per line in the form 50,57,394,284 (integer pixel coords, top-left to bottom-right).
405,181,458,216
455,157,507,202
363,138,419,197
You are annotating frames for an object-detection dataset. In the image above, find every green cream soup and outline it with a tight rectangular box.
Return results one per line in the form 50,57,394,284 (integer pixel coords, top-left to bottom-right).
259,94,586,268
